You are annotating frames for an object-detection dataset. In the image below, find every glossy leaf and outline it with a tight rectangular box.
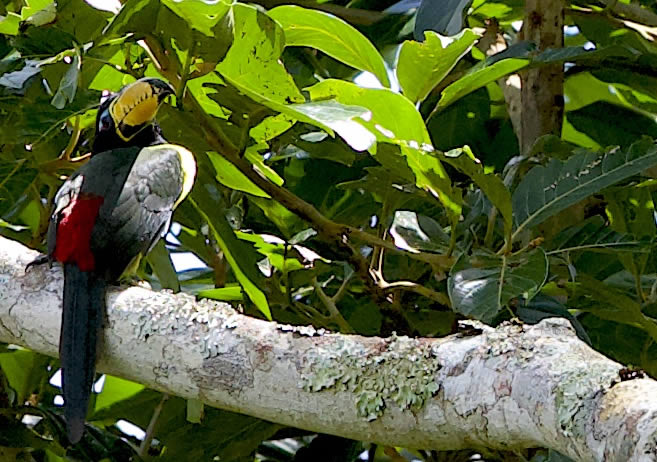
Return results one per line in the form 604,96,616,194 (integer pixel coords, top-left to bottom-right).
448,248,548,322
197,284,244,301
415,0,472,38
270,5,390,87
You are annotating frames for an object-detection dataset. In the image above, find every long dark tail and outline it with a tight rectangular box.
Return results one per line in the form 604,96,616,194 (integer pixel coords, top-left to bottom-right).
60,264,106,444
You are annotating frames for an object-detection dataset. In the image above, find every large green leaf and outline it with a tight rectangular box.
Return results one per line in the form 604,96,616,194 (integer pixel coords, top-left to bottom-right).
547,216,650,255
305,79,460,218
146,240,181,292
397,29,478,103
415,0,472,38
513,138,657,240
217,3,303,105
207,151,270,198
269,5,390,87
448,248,548,323
567,101,657,149
573,276,657,343
437,58,528,108
161,0,231,36
289,100,375,152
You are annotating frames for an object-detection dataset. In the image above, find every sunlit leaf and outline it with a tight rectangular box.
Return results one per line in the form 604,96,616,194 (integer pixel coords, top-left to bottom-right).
270,5,390,87
397,29,478,103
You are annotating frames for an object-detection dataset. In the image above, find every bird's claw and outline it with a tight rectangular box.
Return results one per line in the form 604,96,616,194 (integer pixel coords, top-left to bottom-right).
25,254,52,273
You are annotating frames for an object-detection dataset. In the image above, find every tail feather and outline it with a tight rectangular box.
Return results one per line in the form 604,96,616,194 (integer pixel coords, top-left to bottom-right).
60,264,106,444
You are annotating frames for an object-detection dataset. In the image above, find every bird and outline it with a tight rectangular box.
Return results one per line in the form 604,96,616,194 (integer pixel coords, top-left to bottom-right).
43,77,196,443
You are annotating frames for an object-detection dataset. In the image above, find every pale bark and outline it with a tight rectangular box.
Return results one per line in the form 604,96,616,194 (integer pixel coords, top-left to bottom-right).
1,236,657,461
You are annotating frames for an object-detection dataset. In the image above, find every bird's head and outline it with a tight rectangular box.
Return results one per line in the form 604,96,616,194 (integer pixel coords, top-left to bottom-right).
92,77,174,153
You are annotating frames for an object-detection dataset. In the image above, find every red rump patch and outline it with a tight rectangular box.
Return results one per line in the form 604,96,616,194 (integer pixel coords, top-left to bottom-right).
53,194,105,271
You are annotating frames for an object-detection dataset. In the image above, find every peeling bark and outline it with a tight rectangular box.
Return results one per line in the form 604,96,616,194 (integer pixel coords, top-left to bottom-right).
520,0,564,155
1,236,657,461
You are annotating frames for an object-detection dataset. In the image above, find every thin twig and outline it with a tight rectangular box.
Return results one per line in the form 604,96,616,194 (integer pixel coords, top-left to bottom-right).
379,281,451,307
312,277,354,333
138,393,169,457
332,272,353,304
60,116,81,160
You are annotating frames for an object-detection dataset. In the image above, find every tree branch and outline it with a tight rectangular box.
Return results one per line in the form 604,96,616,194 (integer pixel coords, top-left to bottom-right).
598,0,657,27
2,236,657,461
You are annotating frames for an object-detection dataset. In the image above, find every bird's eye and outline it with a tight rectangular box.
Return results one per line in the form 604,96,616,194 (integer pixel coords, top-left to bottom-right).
98,109,112,132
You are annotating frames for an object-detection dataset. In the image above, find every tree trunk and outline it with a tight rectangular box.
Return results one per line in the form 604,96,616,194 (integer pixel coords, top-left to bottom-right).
520,0,564,154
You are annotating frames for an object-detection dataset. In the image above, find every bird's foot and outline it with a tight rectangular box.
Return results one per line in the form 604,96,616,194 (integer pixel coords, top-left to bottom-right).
25,254,51,273
116,275,152,290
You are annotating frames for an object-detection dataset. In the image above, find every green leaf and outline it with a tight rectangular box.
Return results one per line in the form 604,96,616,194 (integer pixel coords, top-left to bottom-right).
269,5,390,87
0,349,50,404
390,211,450,253
191,197,271,320
159,409,281,462
0,60,41,89
437,58,528,108
513,138,657,240
146,240,181,292
0,13,20,35
574,276,657,342
94,375,144,412
51,54,79,109
442,146,512,239
448,248,548,323
289,100,375,151
186,398,204,423
197,284,243,301
0,160,38,220
305,79,431,145
397,29,478,103
237,232,305,273
217,3,304,106
161,0,231,36
415,0,472,38
546,216,650,255
207,152,270,198
303,80,460,215
567,101,657,149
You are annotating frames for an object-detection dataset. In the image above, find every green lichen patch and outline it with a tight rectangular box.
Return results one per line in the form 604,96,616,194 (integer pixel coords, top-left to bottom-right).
300,334,441,420
115,292,239,359
555,359,620,438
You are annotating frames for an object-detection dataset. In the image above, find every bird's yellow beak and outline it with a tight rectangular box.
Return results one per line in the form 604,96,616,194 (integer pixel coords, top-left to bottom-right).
109,77,174,141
